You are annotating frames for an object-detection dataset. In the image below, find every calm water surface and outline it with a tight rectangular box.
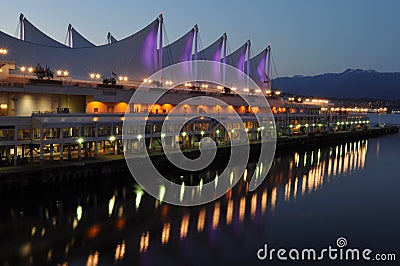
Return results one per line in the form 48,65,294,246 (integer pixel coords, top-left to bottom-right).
1,128,399,265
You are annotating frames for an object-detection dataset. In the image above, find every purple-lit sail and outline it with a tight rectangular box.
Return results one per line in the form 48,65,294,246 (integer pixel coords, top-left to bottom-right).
196,35,224,84
0,18,159,80
22,17,67,48
197,36,223,61
134,22,159,77
246,48,268,87
160,28,195,68
224,42,248,86
69,26,95,48
225,42,247,72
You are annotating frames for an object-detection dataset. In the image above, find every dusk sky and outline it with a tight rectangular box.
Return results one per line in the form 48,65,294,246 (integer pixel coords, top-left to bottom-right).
2,0,400,77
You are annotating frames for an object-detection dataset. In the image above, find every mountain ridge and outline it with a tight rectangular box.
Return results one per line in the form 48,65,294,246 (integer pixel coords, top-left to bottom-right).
272,69,400,99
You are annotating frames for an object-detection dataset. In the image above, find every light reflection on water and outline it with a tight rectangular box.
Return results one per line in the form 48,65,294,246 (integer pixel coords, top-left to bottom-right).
0,139,374,265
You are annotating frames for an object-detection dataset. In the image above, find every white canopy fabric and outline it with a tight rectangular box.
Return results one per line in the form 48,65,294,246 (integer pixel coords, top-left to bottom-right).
69,26,96,48
195,35,224,84
0,18,159,81
22,17,68,48
246,48,268,87
160,27,195,68
197,35,223,61
223,42,248,87
225,42,247,72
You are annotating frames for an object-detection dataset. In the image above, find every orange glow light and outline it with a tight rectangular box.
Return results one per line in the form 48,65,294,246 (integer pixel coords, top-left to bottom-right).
87,224,100,238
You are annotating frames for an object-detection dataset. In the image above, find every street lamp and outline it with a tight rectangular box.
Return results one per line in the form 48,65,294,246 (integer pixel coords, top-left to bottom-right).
0,48,7,60
57,70,70,78
20,66,27,77
181,132,187,148
21,66,33,77
137,134,143,151
90,73,101,80
118,76,128,82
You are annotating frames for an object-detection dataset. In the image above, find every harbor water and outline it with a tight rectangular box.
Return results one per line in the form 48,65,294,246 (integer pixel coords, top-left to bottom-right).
0,115,399,265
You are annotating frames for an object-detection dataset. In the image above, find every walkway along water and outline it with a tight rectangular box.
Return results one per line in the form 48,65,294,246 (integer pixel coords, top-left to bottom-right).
0,126,398,191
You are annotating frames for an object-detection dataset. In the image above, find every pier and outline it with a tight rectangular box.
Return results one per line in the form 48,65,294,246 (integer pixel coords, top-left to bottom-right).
0,126,397,191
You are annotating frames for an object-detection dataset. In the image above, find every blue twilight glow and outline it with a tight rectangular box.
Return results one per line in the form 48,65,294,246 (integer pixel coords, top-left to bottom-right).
1,0,399,76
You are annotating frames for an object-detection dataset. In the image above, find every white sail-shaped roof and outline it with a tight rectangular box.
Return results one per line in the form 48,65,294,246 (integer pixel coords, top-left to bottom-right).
225,42,247,72
0,18,159,80
197,35,224,61
223,42,248,87
69,25,96,48
246,48,268,87
161,27,195,68
195,35,224,84
107,32,118,44
22,16,67,48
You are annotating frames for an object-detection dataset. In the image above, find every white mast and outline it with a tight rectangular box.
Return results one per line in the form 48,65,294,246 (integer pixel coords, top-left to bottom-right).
107,32,111,44
222,33,227,86
19,13,24,40
246,40,251,91
158,13,163,72
222,33,227,64
246,40,251,75
266,45,271,90
67,24,73,48
194,25,198,87
194,25,198,61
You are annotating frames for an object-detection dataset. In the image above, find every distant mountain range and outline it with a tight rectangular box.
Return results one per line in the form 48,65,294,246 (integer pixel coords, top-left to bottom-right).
272,69,400,100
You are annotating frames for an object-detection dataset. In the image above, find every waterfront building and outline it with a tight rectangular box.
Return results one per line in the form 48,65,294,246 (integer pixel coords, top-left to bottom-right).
0,14,369,166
